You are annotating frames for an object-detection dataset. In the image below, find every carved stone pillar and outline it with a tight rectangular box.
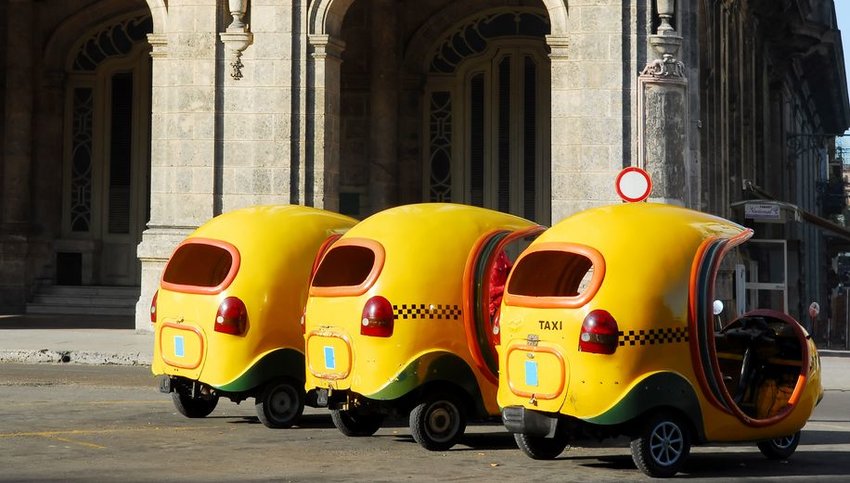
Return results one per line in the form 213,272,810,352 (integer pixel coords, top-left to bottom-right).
638,0,691,206
308,34,345,210
136,32,174,332
546,35,573,222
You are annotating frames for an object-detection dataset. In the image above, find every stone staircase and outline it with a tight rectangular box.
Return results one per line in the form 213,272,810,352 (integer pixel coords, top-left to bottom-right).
26,285,140,317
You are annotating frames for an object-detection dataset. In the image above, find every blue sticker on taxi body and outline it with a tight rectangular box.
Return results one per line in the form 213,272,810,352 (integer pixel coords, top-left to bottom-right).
174,335,185,358
324,346,336,370
525,360,539,387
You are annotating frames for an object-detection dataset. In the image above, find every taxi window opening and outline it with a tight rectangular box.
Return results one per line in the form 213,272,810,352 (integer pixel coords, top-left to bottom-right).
163,243,234,288
312,245,375,287
508,250,594,297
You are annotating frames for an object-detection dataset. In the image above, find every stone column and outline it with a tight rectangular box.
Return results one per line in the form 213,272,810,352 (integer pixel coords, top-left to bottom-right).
1,0,34,310
638,0,690,206
547,35,572,223
368,0,399,213
135,0,220,332
307,34,345,210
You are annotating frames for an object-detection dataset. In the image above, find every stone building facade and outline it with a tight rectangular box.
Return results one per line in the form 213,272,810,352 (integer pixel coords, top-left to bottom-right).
1,0,848,333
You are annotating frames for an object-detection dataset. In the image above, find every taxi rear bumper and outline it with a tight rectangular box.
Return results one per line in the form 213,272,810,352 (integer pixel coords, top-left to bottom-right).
502,406,559,437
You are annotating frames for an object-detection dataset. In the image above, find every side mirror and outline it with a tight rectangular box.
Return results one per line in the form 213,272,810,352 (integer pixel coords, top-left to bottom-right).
712,300,724,316
808,302,820,318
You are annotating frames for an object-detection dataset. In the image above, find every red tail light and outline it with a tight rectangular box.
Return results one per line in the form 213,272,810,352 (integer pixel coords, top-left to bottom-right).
361,296,394,337
150,290,158,324
300,311,306,335
215,296,247,335
579,309,618,354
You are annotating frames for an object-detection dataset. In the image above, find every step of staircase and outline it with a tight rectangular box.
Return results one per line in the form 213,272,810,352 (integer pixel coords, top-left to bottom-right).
26,285,140,317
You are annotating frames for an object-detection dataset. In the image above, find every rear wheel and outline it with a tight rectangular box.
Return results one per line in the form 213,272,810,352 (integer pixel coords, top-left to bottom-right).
171,391,219,418
331,408,383,437
409,393,467,451
255,379,305,429
514,431,570,460
757,432,800,460
630,411,691,478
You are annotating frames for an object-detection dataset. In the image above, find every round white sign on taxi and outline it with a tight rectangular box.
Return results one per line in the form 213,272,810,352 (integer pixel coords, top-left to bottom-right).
615,167,652,203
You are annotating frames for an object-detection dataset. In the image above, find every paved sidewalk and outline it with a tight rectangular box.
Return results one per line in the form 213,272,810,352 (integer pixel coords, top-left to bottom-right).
1,314,850,390
0,314,152,366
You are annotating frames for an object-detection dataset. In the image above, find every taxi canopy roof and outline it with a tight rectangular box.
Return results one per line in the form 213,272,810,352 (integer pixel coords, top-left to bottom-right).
538,202,746,250
507,202,748,315
190,205,356,246
342,203,537,258
329,203,540,292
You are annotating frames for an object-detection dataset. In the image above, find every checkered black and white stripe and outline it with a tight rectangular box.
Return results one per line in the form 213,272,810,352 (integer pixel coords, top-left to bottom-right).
393,304,462,320
618,327,689,346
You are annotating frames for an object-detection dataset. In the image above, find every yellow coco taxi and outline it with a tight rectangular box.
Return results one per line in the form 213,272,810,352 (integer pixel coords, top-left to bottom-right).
304,203,544,450
498,171,823,477
151,205,356,428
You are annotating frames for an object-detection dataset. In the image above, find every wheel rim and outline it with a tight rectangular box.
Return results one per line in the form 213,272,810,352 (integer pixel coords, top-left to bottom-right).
649,421,685,467
425,401,460,443
269,384,298,422
772,434,796,450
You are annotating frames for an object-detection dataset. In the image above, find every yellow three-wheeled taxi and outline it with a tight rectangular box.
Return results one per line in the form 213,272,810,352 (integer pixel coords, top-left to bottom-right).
304,203,544,450
151,205,356,428
497,170,822,477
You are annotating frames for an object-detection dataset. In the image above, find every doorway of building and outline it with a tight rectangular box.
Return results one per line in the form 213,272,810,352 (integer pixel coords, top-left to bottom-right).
60,14,152,286
424,9,551,224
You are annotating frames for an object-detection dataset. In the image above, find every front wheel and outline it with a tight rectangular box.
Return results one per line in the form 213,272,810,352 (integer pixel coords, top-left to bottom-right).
757,432,801,460
171,391,219,418
255,379,305,429
630,411,691,478
331,408,383,437
409,393,467,451
514,430,570,460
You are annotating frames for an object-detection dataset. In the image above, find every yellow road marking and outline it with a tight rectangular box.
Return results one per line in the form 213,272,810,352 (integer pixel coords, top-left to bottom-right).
0,426,196,439
40,435,106,449
0,400,170,407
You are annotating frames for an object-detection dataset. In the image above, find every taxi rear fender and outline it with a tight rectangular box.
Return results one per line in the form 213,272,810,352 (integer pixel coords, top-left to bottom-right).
213,347,305,394
368,351,488,417
584,371,706,443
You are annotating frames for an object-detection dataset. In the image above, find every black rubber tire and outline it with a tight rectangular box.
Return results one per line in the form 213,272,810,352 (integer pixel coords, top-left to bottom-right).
630,411,691,478
171,391,219,418
757,431,801,460
255,379,305,429
409,393,467,451
514,431,570,460
331,408,383,437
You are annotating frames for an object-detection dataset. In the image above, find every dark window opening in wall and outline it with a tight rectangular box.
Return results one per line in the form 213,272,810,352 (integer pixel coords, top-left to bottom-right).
71,87,94,232
497,58,511,214
340,192,361,218
470,74,485,207
425,8,550,223
108,72,133,234
429,91,452,202
56,252,83,286
523,56,537,220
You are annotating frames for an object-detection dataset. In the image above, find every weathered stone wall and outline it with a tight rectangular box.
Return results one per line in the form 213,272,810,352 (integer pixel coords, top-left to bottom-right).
549,0,644,223
137,1,220,331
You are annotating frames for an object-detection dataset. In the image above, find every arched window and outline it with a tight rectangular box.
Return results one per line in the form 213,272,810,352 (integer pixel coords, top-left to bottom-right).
61,13,152,285
424,9,551,224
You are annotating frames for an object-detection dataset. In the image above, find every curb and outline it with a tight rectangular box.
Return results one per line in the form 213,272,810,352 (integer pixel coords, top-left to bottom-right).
0,349,151,366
